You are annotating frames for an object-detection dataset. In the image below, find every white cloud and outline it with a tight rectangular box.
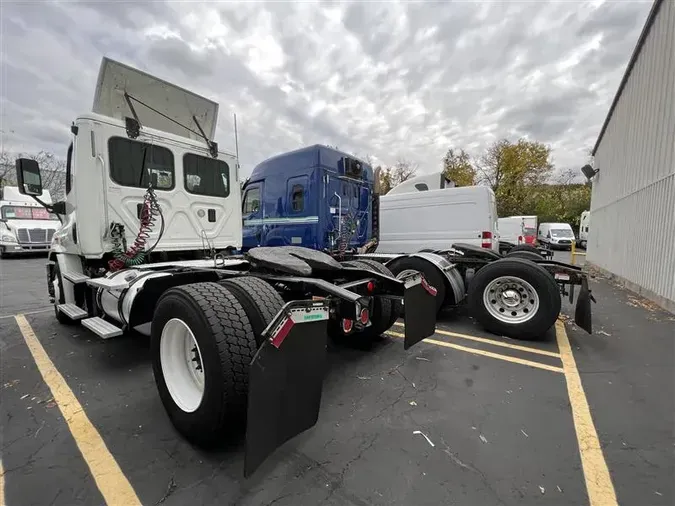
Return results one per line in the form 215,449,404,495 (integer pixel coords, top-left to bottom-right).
1,0,653,177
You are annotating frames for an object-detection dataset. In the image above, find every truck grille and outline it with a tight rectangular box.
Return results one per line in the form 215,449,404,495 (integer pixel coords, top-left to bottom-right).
558,239,571,245
17,228,52,244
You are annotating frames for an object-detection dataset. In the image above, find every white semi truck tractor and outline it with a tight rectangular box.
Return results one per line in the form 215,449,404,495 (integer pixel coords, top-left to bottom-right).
14,57,438,477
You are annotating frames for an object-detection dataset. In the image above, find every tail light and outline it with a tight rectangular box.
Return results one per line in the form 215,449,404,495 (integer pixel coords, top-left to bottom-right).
359,308,369,324
481,231,493,248
518,235,523,244
342,319,353,333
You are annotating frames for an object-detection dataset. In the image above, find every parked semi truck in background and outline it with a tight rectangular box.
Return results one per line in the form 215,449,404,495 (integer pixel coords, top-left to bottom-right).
0,186,60,257
14,56,439,477
578,210,590,249
241,146,596,341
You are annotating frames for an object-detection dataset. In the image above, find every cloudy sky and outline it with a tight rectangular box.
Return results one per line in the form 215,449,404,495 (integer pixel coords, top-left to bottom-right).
2,0,652,177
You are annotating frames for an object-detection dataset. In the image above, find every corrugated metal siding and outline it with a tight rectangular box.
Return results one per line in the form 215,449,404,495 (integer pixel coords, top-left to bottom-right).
588,0,675,306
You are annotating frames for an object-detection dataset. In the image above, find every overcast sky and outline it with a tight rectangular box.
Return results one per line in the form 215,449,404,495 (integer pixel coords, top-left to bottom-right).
2,0,652,177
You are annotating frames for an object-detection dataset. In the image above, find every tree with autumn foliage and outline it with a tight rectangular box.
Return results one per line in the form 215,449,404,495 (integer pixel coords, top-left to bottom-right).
477,138,554,217
373,158,418,195
442,148,476,187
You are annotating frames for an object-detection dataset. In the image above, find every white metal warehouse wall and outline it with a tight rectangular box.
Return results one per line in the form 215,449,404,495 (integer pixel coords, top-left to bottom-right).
589,0,675,311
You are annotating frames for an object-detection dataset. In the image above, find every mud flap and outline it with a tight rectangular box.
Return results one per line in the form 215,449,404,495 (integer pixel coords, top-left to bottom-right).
574,276,594,334
402,274,438,350
244,301,330,478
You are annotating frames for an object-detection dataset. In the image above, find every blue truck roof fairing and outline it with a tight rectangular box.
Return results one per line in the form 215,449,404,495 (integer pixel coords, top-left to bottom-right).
248,144,374,183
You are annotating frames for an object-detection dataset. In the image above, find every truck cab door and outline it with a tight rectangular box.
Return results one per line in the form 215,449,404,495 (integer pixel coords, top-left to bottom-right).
242,183,263,251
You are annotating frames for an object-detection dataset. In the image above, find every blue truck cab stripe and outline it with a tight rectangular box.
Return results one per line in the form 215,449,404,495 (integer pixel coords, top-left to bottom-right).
241,145,374,252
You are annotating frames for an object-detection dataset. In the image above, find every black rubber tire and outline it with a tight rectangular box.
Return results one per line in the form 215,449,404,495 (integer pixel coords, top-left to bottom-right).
349,259,399,332
505,250,543,261
507,244,541,255
219,277,285,346
386,256,447,313
467,258,561,341
151,282,258,447
52,263,75,325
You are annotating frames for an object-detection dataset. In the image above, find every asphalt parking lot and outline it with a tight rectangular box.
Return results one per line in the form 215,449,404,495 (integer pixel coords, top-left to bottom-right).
1,253,673,506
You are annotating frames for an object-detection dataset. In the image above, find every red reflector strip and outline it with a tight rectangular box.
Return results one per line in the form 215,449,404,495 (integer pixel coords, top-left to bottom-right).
270,317,294,349
421,277,438,296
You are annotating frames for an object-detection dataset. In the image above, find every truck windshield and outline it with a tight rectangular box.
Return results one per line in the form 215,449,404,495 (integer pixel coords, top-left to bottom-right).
1,206,58,220
551,228,573,238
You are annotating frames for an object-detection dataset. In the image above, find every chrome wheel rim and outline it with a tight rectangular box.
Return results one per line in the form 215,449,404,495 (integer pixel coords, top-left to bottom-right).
482,276,539,324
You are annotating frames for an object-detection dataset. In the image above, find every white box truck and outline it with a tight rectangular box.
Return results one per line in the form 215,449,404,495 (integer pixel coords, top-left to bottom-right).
0,186,60,257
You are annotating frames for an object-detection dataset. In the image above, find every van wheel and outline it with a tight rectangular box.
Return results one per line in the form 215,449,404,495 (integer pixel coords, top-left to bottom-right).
151,282,257,447
468,258,560,341
387,256,447,313
580,241,587,249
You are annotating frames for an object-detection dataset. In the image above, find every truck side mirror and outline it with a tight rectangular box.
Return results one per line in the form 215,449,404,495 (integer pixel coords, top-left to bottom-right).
15,158,43,196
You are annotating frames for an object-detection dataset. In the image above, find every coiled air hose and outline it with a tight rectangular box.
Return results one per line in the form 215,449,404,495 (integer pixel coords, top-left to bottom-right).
108,186,164,271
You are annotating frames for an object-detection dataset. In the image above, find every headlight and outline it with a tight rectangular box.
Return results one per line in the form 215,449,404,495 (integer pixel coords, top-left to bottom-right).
1,233,17,243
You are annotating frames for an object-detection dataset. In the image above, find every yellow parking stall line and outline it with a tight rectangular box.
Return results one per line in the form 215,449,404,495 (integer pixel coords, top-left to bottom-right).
393,321,560,358
14,315,141,506
0,458,5,506
386,330,564,374
555,320,618,506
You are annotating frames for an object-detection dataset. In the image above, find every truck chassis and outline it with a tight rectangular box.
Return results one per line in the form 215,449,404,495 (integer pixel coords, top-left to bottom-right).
47,245,437,476
351,242,595,340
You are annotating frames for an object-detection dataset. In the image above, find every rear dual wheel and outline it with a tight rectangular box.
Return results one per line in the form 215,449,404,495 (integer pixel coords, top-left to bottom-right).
468,258,560,340
151,278,283,447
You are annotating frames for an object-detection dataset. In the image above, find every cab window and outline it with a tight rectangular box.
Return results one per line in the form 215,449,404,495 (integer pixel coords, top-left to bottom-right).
291,185,304,212
184,154,230,197
108,137,174,190
243,187,261,214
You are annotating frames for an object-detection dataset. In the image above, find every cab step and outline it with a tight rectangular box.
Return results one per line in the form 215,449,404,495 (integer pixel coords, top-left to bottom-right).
63,271,91,284
81,317,123,339
57,303,88,320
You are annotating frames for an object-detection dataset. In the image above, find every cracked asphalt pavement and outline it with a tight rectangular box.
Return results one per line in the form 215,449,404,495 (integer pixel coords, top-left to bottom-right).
1,254,673,506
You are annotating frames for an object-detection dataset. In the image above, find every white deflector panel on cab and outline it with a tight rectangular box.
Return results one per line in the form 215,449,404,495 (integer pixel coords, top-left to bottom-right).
92,57,219,141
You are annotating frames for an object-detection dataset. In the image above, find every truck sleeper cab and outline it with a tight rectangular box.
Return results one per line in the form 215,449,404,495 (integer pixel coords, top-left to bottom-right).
241,145,374,254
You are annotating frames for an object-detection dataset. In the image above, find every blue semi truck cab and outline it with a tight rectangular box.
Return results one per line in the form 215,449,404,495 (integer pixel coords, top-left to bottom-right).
241,145,378,254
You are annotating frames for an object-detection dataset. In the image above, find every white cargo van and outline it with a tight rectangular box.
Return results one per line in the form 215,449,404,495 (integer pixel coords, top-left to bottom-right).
538,222,575,250
0,186,60,257
577,211,590,249
378,176,499,253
